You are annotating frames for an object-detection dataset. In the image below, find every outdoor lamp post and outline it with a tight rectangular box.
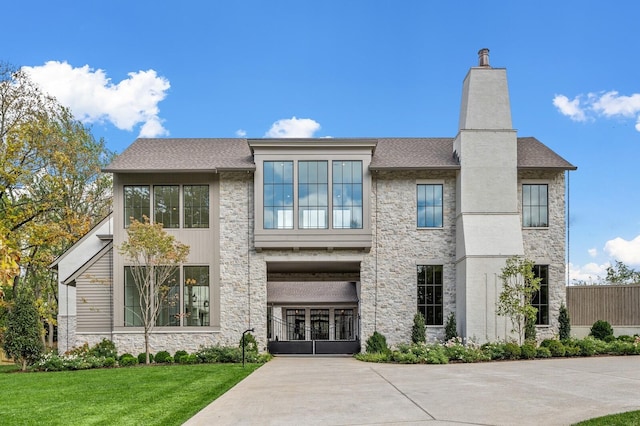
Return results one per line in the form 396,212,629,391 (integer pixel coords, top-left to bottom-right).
242,328,255,367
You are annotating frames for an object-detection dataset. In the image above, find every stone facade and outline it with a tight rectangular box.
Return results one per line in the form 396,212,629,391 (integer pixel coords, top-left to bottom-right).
56,315,76,354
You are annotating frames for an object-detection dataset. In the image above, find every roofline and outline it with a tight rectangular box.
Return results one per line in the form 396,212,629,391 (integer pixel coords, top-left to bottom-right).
102,167,256,173
518,166,578,171
370,165,460,171
50,212,113,269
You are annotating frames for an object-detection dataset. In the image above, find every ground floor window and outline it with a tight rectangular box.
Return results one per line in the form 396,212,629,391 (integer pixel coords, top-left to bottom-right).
532,265,549,325
311,309,329,340
334,309,354,340
417,265,444,325
286,309,306,340
124,265,210,327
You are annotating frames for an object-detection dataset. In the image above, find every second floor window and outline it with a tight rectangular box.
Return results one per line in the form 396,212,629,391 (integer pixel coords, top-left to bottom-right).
184,185,210,228
333,161,363,229
154,185,179,228
522,184,548,227
299,161,328,229
264,161,294,229
417,184,443,228
124,185,150,228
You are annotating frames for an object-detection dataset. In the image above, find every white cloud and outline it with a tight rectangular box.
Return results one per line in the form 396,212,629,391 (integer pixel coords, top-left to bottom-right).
588,247,598,258
553,95,587,122
603,234,640,266
22,61,170,138
264,117,321,138
567,261,609,285
236,129,247,137
554,90,640,132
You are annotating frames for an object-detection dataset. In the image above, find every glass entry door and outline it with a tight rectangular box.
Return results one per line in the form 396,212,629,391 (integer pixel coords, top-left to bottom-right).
310,309,329,340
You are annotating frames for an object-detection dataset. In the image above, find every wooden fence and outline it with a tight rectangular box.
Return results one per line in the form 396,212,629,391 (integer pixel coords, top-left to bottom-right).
566,284,640,326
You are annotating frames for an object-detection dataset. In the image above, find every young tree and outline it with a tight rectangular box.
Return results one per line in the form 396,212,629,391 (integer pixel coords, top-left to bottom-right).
119,217,189,363
496,256,541,345
3,290,44,371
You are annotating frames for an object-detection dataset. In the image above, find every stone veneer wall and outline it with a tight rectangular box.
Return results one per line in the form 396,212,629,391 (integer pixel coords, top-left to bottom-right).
519,170,567,341
363,170,458,346
56,315,76,354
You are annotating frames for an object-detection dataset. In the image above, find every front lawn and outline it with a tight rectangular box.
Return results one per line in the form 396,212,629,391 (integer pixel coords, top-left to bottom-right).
574,410,640,426
0,363,260,425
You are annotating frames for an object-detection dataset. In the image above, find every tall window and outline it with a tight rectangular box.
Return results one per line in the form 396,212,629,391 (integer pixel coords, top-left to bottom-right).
417,184,443,228
156,269,180,326
417,265,443,325
184,185,209,228
299,161,328,229
310,309,329,340
286,309,305,340
523,184,548,227
184,266,210,326
264,161,294,229
124,266,144,327
531,265,549,325
124,185,150,227
333,161,363,229
154,185,179,228
334,309,354,340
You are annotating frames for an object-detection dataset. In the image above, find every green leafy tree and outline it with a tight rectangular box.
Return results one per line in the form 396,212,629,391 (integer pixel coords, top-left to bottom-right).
558,303,571,340
118,217,190,364
496,256,541,345
411,312,426,344
3,290,44,370
605,261,640,285
1,62,113,346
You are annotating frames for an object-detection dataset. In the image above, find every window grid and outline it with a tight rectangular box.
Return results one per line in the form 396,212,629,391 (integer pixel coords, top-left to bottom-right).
124,266,144,327
332,161,363,229
531,265,549,325
417,184,443,228
523,184,548,227
298,161,328,229
417,265,444,325
184,185,210,228
154,185,180,228
124,185,150,228
264,161,294,229
156,269,180,326
184,266,210,327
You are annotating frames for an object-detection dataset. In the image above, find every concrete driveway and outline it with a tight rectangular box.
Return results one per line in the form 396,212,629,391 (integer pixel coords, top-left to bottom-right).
184,355,640,426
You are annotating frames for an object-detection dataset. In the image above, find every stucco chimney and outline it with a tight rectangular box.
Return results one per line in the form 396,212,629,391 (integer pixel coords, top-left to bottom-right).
478,48,490,67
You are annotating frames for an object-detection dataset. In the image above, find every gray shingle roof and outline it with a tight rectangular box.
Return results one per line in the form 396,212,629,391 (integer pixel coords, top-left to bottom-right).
103,138,254,172
267,282,358,304
103,137,575,172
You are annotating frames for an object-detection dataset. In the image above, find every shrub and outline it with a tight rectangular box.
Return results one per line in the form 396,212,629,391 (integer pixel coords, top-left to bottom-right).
617,335,634,343
520,342,537,359
355,352,389,363
411,312,426,344
392,351,418,364
424,345,449,364
2,291,45,371
558,303,571,340
524,315,536,343
444,337,465,361
481,342,506,360
240,332,259,353
155,351,173,363
119,354,138,367
444,312,458,341
89,339,117,359
178,354,198,364
365,331,389,354
103,357,116,368
196,345,242,363
503,342,521,360
564,344,581,357
575,337,596,356
609,341,635,355
536,347,552,358
138,352,154,364
590,320,614,340
174,350,188,361
546,340,566,357
460,347,489,363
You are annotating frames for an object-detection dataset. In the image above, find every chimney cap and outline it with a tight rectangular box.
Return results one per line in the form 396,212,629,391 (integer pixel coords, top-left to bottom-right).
478,48,490,67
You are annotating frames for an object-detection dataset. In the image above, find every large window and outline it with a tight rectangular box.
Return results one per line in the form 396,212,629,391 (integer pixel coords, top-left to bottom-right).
124,265,210,327
522,184,548,227
531,265,549,325
154,185,179,228
417,184,443,228
334,309,354,340
417,265,444,325
310,309,330,340
333,161,363,229
184,266,210,326
286,309,306,340
299,161,328,229
124,185,150,227
264,161,294,229
184,185,210,228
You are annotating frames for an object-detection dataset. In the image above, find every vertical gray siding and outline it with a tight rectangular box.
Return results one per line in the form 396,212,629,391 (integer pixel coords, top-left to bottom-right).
77,248,113,332
567,284,640,326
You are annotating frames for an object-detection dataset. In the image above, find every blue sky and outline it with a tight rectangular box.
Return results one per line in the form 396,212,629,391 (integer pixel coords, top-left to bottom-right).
5,1,639,282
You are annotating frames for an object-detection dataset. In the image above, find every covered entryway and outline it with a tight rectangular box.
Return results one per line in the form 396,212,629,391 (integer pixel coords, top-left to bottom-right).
265,260,361,355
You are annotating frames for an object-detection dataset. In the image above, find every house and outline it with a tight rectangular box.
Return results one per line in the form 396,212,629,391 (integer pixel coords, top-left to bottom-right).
56,49,576,355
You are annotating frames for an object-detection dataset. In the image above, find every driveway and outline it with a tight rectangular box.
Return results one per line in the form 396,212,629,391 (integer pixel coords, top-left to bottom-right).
184,355,640,426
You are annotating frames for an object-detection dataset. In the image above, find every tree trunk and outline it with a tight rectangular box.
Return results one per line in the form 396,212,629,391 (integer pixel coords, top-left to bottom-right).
144,330,150,364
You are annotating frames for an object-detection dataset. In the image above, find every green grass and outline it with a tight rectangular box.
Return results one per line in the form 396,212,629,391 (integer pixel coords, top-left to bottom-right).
0,363,260,425
574,410,640,425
